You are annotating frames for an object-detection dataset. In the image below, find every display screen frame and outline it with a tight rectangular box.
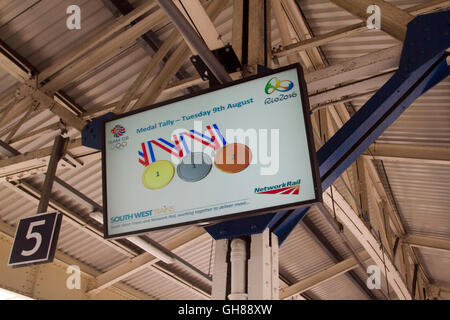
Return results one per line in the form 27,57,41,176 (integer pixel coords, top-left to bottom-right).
102,63,322,239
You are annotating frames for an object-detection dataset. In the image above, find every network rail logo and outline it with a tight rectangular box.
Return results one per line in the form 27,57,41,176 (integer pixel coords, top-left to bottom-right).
254,179,301,195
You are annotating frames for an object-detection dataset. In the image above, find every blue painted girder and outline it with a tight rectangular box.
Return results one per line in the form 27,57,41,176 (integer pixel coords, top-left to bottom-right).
205,10,450,244
82,112,115,150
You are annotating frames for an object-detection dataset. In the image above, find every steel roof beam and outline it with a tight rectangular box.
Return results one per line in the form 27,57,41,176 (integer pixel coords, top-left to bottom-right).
0,140,212,298
36,135,67,213
403,235,450,252
329,0,414,41
130,0,229,111
273,0,449,58
301,216,379,299
155,0,231,84
38,0,160,82
78,44,402,118
0,5,234,297
4,178,213,298
101,0,195,91
280,250,370,299
40,10,166,94
0,40,35,82
87,227,207,295
322,187,412,299
0,138,82,182
0,46,87,132
363,143,450,166
0,219,156,300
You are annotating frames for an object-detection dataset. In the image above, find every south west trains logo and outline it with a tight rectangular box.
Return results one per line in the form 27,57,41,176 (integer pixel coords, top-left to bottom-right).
108,124,129,151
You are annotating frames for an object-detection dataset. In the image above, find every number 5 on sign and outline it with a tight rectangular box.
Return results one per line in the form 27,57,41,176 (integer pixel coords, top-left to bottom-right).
21,220,46,256
8,212,62,267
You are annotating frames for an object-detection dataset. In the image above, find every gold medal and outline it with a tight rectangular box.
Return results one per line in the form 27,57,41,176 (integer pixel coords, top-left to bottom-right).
142,160,175,190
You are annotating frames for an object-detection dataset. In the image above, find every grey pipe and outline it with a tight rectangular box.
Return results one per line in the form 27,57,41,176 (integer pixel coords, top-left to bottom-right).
155,0,232,84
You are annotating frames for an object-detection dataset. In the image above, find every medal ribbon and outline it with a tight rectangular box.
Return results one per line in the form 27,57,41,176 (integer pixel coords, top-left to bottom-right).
138,124,226,166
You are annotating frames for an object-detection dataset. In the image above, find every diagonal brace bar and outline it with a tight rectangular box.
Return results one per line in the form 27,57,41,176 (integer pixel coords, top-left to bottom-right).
37,135,68,213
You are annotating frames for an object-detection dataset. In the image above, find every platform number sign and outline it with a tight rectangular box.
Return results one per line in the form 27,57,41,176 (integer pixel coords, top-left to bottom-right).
8,212,62,267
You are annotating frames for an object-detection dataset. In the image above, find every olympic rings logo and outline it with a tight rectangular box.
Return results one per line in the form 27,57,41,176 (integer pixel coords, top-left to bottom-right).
264,77,294,94
110,141,127,151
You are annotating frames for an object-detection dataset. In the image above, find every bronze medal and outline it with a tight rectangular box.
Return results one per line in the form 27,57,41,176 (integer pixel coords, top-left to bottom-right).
214,143,252,174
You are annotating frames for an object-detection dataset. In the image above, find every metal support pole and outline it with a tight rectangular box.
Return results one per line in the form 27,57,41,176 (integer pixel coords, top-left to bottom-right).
37,135,67,213
207,0,275,300
228,238,248,300
155,0,232,84
248,229,279,299
212,239,229,300
212,230,279,300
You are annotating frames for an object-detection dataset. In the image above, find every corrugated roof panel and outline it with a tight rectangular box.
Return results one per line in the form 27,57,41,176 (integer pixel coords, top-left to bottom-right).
304,206,364,259
279,213,337,282
308,273,369,300
146,225,193,244
0,71,19,99
0,187,36,224
156,260,211,296
300,0,428,63
169,232,215,277
57,222,129,272
378,80,450,147
416,247,450,285
0,0,40,28
123,267,208,300
4,110,65,153
64,43,154,110
1,0,115,72
0,183,129,272
0,0,448,300
352,258,399,300
351,79,450,147
382,161,450,238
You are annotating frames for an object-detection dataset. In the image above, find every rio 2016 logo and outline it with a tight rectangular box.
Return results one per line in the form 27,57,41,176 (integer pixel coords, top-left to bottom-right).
264,77,294,94
264,77,296,105
111,125,126,138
